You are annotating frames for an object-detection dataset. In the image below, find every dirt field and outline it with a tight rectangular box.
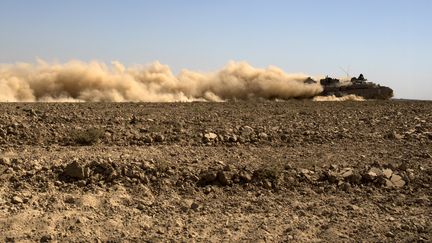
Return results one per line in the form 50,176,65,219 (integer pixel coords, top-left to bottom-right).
0,101,431,242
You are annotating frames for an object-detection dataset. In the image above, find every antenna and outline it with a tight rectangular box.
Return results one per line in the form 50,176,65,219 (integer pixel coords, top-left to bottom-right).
339,65,351,78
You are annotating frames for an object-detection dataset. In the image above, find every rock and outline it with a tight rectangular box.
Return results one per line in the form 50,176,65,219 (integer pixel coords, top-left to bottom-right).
365,167,382,181
299,168,315,181
181,199,197,212
346,172,362,185
77,180,87,187
217,171,231,186
406,169,415,181
300,168,314,175
223,164,232,171
228,134,238,142
136,204,146,211
390,174,405,188
12,196,23,204
213,160,225,167
204,132,217,139
348,204,360,211
203,186,213,194
339,182,351,192
174,218,184,228
383,168,393,179
384,179,395,188
64,196,76,204
40,234,53,242
337,167,362,184
156,227,166,234
339,167,353,178
130,115,139,124
63,161,90,180
203,132,218,143
241,126,254,136
142,136,153,143
324,171,339,183
258,132,268,139
385,131,403,140
0,157,11,166
415,196,430,205
199,170,218,184
135,189,155,207
154,134,165,142
239,171,253,183
190,202,199,210
265,180,274,189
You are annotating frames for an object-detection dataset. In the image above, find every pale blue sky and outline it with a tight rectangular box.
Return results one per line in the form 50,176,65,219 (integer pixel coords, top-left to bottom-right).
1,0,431,99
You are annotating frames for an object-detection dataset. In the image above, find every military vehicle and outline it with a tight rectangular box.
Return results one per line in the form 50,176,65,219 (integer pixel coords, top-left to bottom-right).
305,74,394,100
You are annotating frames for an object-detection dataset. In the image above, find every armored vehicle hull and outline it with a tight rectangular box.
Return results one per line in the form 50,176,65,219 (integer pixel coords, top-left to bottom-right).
315,75,394,100
320,83,394,100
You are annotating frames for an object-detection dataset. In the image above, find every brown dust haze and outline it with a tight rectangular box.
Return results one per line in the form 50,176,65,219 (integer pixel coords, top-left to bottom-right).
0,60,324,102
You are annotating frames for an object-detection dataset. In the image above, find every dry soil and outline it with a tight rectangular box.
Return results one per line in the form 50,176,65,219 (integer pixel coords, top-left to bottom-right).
0,101,431,242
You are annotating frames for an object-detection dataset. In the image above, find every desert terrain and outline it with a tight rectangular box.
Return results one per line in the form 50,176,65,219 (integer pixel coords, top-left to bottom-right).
0,100,431,242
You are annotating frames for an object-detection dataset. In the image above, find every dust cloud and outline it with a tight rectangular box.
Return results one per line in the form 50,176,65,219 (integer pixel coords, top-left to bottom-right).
0,60,323,102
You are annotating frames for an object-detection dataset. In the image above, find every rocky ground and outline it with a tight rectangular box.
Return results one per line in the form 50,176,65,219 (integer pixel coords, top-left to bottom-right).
0,101,431,242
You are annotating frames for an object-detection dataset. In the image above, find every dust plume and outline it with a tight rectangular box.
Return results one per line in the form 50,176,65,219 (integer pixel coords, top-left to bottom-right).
0,60,323,102
313,94,365,101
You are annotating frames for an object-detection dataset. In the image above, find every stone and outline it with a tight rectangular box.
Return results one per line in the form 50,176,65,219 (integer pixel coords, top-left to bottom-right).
213,160,225,167
325,171,339,183
258,132,268,139
205,132,217,139
77,180,87,187
365,167,382,181
385,131,403,140
263,180,273,189
339,167,354,178
217,171,231,186
154,134,165,142
406,169,415,180
181,199,194,212
223,164,232,171
0,157,11,166
300,168,314,175
64,196,76,204
137,204,146,210
12,196,23,204
347,204,360,211
384,178,394,188
174,219,184,228
239,171,253,183
142,136,153,143
190,202,199,210
228,134,238,142
390,174,405,188
383,168,393,179
203,186,213,194
340,182,351,192
200,171,218,184
241,126,254,136
203,132,217,141
40,235,53,243
346,172,362,185
63,161,90,180
299,168,315,181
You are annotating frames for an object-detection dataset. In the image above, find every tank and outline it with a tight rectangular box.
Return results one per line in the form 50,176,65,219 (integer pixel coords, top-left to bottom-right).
306,74,394,100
